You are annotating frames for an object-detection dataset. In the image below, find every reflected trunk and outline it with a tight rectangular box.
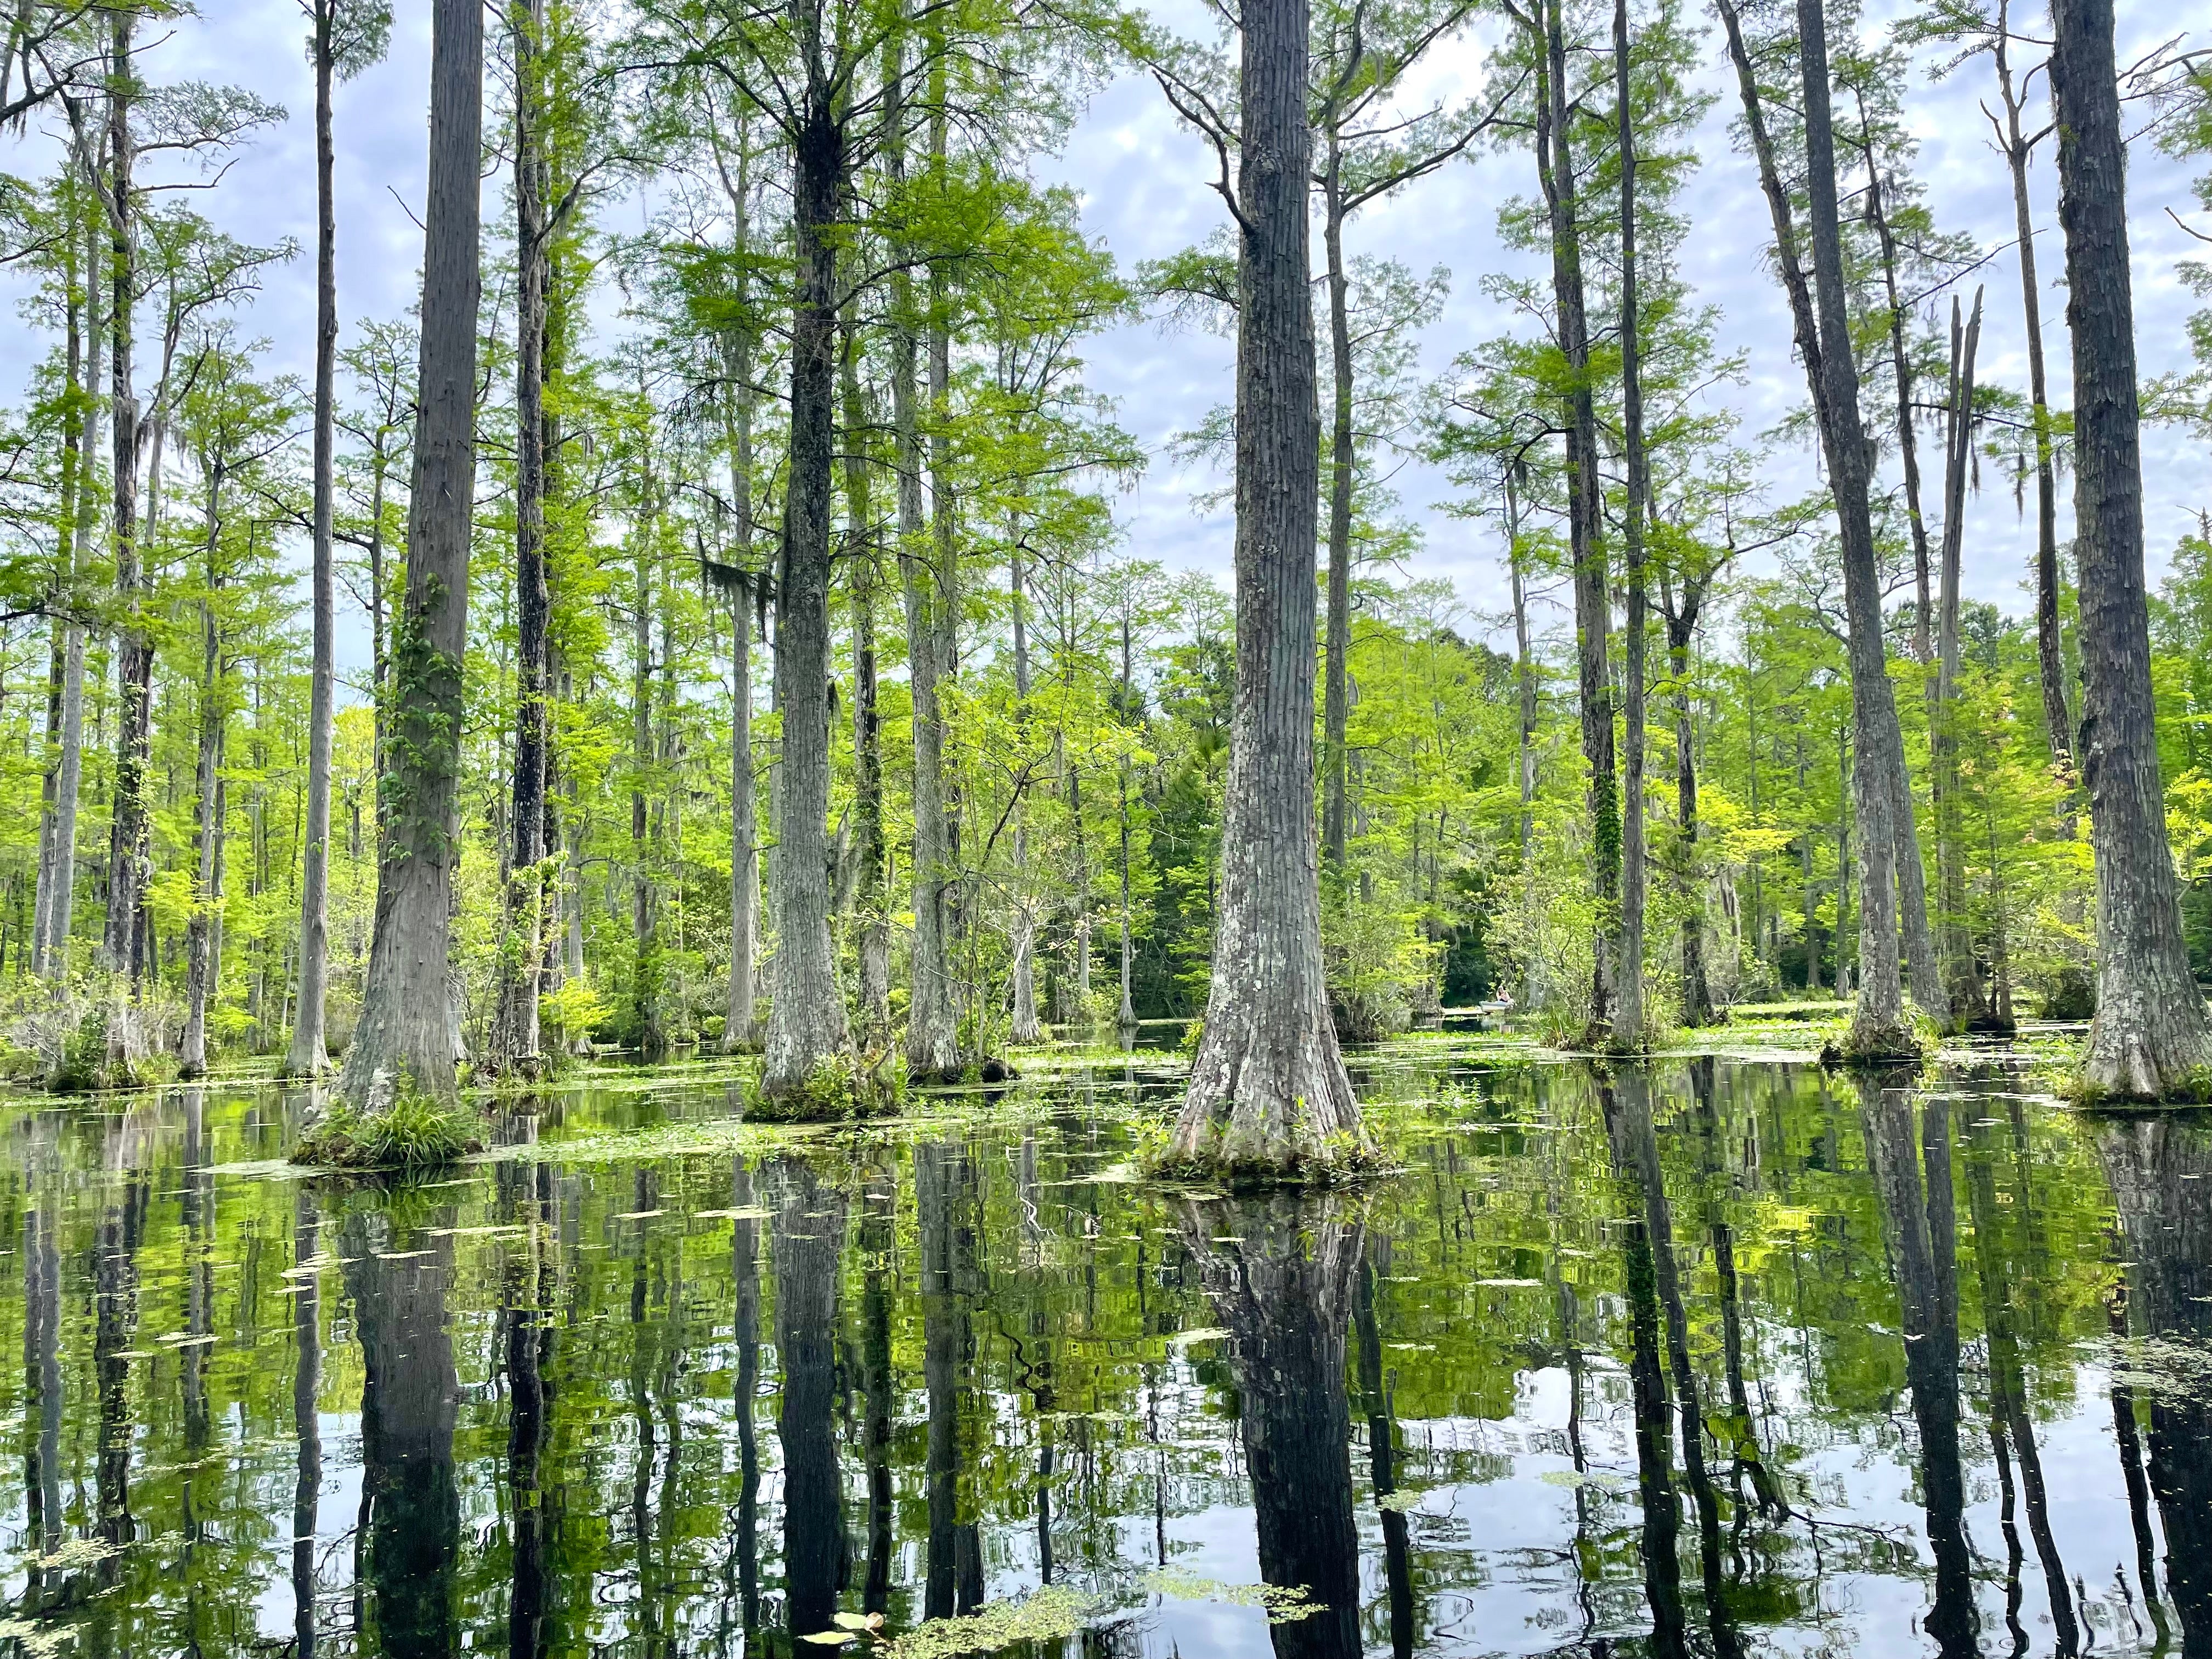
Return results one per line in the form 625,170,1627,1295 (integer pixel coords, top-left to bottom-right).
918,1137,981,1617
774,1157,848,1638
1858,1078,1976,1659
1177,1193,1363,1659
2096,1116,2212,1653
346,1213,461,1659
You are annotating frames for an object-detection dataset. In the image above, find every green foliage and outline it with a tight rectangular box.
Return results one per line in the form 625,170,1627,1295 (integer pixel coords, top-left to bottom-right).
291,1091,482,1172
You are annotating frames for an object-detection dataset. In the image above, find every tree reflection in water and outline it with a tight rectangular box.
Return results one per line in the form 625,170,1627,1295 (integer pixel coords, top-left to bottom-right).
1177,1192,1364,1659
2098,1114,2212,1656
3,1054,2209,1658
344,1208,461,1659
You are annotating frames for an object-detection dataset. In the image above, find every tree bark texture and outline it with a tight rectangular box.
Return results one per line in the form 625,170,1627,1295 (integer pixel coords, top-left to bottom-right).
490,0,553,1072
1933,295,1989,1025
1791,0,1931,1052
1612,0,1649,1049
2051,0,2212,1097
761,39,856,1102
288,0,340,1077
1169,0,1362,1174
332,0,482,1110
1322,143,1354,877
102,12,152,983
841,321,891,1040
890,50,958,1081
1535,0,1616,1033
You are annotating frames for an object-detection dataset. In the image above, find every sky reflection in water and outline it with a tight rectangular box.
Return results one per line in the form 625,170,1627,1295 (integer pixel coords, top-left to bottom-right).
0,1044,2206,1659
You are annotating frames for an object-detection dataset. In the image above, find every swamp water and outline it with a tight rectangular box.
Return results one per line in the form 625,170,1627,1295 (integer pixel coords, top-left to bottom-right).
0,1039,2207,1658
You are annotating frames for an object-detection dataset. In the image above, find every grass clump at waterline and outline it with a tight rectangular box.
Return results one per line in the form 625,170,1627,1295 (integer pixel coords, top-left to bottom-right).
292,1086,483,1172
1136,1118,1391,1190
743,1047,904,1123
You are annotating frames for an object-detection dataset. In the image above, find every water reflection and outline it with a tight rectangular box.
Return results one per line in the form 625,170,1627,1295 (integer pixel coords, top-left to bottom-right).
0,1057,2208,1657
1178,1193,1364,1659
2100,1114,2212,1655
345,1212,460,1658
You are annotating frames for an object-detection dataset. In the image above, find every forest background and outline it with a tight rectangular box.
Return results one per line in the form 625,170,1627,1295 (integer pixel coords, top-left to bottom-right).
0,0,2207,1080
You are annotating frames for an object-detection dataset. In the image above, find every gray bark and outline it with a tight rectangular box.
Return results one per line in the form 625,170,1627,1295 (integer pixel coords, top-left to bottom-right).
1933,294,1989,1024
841,316,890,1040
180,472,227,1077
890,40,958,1080
1008,538,1043,1043
489,0,552,1073
1321,137,1354,877
1169,0,1362,1172
1612,0,1649,1049
760,16,856,1101
289,0,339,1077
1534,0,1616,1035
332,0,482,1109
1987,3,2074,778
101,12,151,981
2052,0,2212,1097
1721,0,1920,1054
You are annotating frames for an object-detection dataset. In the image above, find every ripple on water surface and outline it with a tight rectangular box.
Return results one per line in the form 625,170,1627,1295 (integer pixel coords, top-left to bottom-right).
0,1039,2203,1659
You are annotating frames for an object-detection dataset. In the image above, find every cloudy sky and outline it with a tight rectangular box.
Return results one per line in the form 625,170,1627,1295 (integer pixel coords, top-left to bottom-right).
3,0,2206,670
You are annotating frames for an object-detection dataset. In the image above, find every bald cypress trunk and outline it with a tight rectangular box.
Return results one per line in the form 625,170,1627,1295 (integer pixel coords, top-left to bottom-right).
1532,0,1616,1035
1719,0,1927,1057
841,318,890,1041
2051,0,2212,1098
490,0,552,1073
1612,0,1649,1049
1169,0,1362,1175
101,12,151,984
288,0,341,1076
760,16,856,1104
332,0,482,1110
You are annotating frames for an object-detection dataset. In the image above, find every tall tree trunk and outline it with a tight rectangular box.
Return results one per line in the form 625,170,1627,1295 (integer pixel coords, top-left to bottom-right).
1667,596,1714,1024
630,518,664,1061
891,36,958,1081
1321,142,1354,877
2052,0,2212,1097
1169,0,1363,1173
1532,0,1616,1035
1508,469,1543,1009
332,0,483,1110
719,154,763,1051
1008,537,1043,1043
490,0,552,1073
760,22,856,1103
841,315,890,1039
1116,610,1137,1030
181,478,225,1079
1725,0,1925,1055
1853,106,1949,1024
34,199,91,981
1612,0,1649,1050
101,11,151,985
1989,4,2074,778
1933,294,1990,1025
289,0,340,1077
33,217,80,979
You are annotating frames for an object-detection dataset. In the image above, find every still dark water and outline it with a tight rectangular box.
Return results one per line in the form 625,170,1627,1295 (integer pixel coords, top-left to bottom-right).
1,1040,2208,1659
